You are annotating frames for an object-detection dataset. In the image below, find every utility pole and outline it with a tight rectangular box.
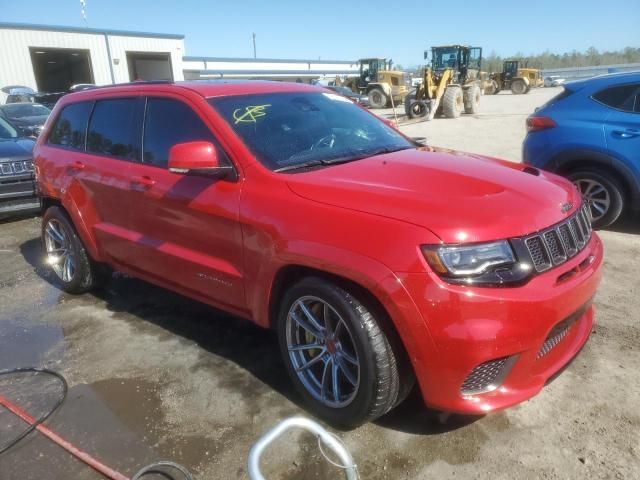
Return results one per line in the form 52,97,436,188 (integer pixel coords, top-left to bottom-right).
252,33,257,59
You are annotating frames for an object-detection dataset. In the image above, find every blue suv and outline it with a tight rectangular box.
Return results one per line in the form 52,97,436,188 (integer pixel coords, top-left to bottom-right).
523,72,640,228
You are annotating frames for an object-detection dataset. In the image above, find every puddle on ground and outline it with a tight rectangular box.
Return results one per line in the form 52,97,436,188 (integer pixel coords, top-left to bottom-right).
0,318,65,369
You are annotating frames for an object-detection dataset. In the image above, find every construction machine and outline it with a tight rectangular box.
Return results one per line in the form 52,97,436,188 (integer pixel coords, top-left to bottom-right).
405,45,483,120
340,58,409,108
489,60,542,94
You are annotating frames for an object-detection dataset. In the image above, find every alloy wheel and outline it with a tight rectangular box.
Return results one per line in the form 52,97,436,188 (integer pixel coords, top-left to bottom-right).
285,296,360,408
574,178,611,222
44,219,76,283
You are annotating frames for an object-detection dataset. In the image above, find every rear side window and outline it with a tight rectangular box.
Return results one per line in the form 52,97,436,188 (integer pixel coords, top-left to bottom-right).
48,101,92,149
143,98,217,168
592,84,640,113
87,98,143,160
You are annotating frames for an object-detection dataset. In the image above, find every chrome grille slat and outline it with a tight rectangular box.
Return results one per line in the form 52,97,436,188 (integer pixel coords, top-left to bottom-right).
524,205,592,272
0,160,34,176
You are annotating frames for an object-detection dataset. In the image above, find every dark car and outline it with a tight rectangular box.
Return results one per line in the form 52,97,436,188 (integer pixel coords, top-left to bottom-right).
0,116,39,219
325,85,370,107
0,102,51,137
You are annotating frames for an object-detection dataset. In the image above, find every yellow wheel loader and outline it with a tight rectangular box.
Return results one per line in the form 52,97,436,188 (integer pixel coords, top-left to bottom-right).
340,58,409,108
405,45,483,120
490,60,542,94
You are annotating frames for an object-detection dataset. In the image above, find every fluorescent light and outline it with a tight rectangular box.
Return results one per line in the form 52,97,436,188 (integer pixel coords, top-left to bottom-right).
35,51,46,54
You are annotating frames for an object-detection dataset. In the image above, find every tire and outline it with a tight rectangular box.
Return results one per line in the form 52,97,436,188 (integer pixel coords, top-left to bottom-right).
368,88,387,109
277,276,412,427
567,170,625,229
442,86,463,118
511,79,527,94
404,93,415,117
42,206,107,293
463,85,481,114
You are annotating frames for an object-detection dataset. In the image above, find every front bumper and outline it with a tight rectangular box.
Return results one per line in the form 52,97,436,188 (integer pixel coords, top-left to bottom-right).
393,233,603,414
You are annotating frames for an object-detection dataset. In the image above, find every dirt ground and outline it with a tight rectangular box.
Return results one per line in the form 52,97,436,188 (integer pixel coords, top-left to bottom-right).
1,88,639,480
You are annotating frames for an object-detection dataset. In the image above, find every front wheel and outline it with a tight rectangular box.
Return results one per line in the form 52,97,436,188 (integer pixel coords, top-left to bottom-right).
42,206,107,293
277,277,412,427
511,79,527,94
568,170,624,228
368,88,387,109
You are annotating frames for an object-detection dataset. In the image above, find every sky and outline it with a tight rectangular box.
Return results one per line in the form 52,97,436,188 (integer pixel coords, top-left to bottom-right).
1,0,639,66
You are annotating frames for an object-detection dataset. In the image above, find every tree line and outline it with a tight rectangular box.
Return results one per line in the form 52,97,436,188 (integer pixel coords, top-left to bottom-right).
481,46,640,73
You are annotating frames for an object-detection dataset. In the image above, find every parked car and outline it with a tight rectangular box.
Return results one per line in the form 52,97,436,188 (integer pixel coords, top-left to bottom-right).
0,116,39,219
544,76,566,87
524,72,640,228
325,85,370,107
35,81,602,426
0,102,51,137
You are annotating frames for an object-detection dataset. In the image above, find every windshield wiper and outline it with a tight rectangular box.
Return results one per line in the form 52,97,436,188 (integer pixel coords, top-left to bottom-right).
322,146,412,165
273,160,325,173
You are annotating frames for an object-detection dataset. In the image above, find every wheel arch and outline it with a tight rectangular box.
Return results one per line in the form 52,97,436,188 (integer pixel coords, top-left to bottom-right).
550,149,640,206
265,262,423,380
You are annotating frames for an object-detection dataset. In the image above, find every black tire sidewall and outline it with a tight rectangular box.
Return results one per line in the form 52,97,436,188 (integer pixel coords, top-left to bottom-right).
567,170,624,228
41,206,94,293
276,278,381,427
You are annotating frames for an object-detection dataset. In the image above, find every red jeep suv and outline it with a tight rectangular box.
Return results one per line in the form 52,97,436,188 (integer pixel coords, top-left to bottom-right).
34,81,603,427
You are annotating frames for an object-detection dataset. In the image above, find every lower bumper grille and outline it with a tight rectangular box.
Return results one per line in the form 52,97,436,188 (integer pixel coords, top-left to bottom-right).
460,356,516,395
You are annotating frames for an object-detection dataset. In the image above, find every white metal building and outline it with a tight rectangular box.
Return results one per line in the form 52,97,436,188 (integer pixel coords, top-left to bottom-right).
182,56,359,83
0,22,185,101
0,22,361,102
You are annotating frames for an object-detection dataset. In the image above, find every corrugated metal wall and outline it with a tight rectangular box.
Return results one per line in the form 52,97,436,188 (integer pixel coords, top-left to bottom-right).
0,27,185,102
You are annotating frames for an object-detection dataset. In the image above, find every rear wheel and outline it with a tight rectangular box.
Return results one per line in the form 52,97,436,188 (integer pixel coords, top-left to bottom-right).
567,170,624,228
42,206,107,293
511,79,527,94
368,88,387,109
463,85,481,114
277,277,412,427
442,86,463,118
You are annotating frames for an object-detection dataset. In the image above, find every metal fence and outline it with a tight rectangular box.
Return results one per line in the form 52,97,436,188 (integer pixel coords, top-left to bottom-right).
541,63,640,81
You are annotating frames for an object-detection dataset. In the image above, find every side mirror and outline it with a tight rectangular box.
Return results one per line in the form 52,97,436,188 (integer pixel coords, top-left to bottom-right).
168,141,234,179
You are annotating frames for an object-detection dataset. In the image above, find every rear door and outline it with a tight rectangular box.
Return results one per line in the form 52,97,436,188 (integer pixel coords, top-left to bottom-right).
125,94,245,311
82,96,145,263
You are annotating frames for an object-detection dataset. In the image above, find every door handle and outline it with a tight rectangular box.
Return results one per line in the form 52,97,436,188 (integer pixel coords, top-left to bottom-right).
612,129,639,139
130,175,156,189
69,161,85,171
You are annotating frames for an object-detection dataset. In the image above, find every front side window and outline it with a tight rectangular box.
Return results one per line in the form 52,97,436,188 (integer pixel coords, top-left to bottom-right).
87,98,143,160
143,98,217,168
209,92,412,172
48,101,93,149
592,84,640,113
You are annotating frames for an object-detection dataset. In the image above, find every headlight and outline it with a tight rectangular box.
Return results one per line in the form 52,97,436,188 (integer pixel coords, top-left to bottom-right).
422,240,531,286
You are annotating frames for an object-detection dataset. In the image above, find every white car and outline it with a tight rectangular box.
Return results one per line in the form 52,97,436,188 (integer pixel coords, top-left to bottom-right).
544,76,566,87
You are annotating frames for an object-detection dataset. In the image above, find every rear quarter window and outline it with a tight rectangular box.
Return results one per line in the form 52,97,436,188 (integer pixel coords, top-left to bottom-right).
592,84,640,113
47,101,93,149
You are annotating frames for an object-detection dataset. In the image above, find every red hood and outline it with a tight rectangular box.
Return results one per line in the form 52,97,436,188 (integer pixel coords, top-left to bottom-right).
286,148,582,243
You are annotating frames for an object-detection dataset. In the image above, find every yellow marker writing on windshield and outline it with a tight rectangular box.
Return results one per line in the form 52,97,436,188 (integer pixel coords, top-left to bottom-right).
233,104,271,124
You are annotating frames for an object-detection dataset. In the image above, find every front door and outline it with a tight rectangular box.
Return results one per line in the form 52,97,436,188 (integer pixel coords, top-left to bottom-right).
126,95,245,311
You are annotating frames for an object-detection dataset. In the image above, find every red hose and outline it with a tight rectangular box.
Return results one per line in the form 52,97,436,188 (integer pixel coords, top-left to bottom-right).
0,393,129,480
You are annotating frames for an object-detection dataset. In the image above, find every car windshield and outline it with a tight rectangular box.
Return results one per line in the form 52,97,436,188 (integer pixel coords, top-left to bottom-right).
1,103,51,118
0,117,18,139
208,92,412,172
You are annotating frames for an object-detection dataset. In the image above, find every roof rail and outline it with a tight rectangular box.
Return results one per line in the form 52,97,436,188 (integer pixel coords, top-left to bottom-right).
77,80,174,92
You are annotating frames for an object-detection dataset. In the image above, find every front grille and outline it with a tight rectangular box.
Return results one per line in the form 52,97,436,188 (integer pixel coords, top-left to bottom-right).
524,204,592,273
0,160,34,176
461,357,512,395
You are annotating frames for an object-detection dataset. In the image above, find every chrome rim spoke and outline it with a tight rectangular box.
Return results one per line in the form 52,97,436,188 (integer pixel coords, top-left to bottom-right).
286,295,360,408
45,220,75,283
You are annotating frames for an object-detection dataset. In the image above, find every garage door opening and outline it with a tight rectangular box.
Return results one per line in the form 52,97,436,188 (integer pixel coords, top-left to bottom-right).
126,52,173,82
29,47,94,93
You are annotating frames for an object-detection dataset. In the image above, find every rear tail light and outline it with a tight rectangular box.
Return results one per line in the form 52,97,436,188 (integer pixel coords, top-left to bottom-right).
527,116,556,132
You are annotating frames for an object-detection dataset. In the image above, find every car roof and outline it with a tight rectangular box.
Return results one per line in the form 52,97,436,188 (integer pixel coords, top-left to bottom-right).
62,80,322,103
566,71,640,90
